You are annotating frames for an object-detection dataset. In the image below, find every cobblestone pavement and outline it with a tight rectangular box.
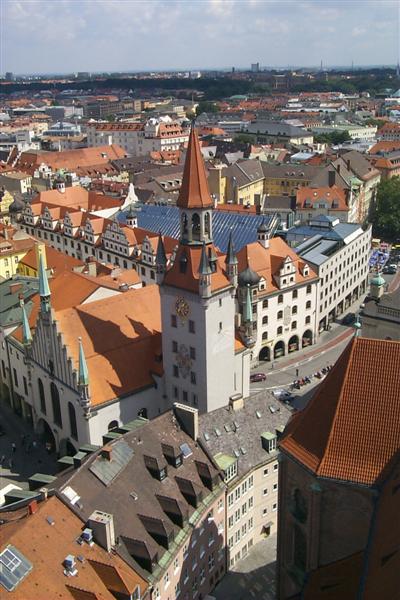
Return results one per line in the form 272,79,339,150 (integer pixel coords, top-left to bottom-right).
213,535,277,600
0,398,58,501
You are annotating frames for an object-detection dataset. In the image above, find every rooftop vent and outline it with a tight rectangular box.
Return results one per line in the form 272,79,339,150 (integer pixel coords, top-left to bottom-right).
63,555,77,577
81,528,94,545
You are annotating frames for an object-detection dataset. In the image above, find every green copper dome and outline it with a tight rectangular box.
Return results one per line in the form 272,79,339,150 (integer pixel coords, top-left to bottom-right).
371,274,385,287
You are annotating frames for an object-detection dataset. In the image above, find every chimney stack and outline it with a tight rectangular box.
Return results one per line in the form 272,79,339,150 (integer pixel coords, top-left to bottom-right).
328,170,335,188
101,446,112,461
173,403,199,441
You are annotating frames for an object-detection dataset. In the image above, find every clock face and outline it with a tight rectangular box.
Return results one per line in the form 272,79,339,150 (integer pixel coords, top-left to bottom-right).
175,297,190,320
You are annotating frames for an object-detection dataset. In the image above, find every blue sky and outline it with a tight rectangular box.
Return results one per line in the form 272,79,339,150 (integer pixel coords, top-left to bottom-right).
1,0,399,74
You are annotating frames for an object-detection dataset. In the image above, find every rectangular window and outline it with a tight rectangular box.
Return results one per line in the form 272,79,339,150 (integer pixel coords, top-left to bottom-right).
172,340,178,352
235,487,241,502
23,376,28,395
173,386,179,399
248,517,253,530
13,368,18,387
228,493,234,507
171,314,177,328
190,371,196,385
183,390,188,403
248,496,254,509
273,483,278,492
263,488,268,496
190,346,196,360
242,480,247,494
235,508,240,523
263,468,268,476
189,319,195,333
228,515,234,528
173,365,179,378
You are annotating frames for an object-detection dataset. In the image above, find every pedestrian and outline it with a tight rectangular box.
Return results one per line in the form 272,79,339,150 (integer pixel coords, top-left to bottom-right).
295,368,299,377
8,457,13,470
11,442,16,454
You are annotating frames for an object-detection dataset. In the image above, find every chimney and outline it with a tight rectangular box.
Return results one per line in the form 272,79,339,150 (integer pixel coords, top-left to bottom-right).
87,510,115,552
337,164,341,175
35,242,47,271
173,403,198,441
229,393,244,411
86,258,97,277
28,500,38,515
328,170,335,188
101,446,112,461
346,159,351,171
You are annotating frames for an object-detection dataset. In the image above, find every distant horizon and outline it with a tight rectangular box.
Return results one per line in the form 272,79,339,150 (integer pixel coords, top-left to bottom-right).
4,64,400,79
2,0,399,75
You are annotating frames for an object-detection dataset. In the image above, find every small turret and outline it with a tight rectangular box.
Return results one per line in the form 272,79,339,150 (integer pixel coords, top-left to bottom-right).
225,230,238,287
257,219,269,249
155,232,167,284
38,254,51,313
125,204,138,228
241,284,256,347
78,337,91,418
208,246,218,273
199,241,212,299
370,273,385,300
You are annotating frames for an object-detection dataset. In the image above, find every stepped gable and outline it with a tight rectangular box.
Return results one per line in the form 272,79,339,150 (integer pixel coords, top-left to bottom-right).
280,337,400,486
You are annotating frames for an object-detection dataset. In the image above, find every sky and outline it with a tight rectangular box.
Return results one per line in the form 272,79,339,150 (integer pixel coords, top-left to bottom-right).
1,0,399,74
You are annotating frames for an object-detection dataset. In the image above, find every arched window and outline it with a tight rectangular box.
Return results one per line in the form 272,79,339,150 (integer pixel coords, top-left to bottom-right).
108,420,119,431
50,382,62,427
292,289,298,299
306,300,311,309
263,299,268,308
262,332,268,340
262,316,268,325
278,294,283,304
204,212,211,237
181,212,188,236
277,310,283,319
68,402,78,440
192,213,201,241
277,326,283,335
292,305,298,314
38,378,46,414
306,284,312,294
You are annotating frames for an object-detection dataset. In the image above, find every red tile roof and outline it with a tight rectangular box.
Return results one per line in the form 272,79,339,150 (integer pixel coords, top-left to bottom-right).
280,337,400,486
164,243,231,293
177,126,213,209
296,186,348,211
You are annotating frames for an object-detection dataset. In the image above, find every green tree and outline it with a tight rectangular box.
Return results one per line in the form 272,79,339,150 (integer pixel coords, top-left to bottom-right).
370,177,400,242
195,101,219,116
314,130,352,145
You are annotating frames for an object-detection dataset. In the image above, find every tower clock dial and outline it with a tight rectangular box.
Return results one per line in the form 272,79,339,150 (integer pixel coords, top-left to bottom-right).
175,297,190,320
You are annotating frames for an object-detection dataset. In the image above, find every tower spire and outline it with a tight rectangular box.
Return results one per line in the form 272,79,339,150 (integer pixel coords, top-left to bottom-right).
241,284,256,347
156,231,167,269
225,230,238,286
20,297,32,346
38,253,51,312
177,123,213,210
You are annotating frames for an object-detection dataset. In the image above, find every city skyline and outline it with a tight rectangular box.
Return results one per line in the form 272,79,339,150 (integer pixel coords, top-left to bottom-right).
1,0,399,75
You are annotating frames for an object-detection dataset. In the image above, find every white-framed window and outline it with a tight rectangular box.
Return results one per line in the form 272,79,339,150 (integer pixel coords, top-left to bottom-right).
228,493,234,507
228,515,234,528
218,498,223,512
263,468,269,476
248,474,254,489
273,483,278,492
235,509,240,523
248,496,254,509
164,571,170,589
224,461,238,483
174,557,179,573
272,503,277,511
248,517,254,530
234,487,241,502
273,463,278,471
263,488,268,496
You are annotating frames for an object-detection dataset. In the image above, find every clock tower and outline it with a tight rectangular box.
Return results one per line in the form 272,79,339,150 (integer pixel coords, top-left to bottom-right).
160,124,244,414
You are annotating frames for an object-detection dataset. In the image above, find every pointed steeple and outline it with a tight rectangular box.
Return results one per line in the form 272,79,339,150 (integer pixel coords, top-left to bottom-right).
20,297,32,346
78,337,89,387
177,123,213,210
199,241,212,276
244,284,253,323
156,232,167,269
38,253,51,312
225,230,238,266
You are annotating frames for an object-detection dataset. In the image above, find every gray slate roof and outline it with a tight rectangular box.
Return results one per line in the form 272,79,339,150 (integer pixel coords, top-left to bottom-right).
198,393,292,480
0,276,39,328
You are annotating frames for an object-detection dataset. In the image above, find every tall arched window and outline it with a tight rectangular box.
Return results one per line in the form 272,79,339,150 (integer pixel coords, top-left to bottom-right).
108,420,119,432
50,382,62,427
204,212,211,237
192,213,201,241
68,402,78,440
181,212,188,236
38,378,46,414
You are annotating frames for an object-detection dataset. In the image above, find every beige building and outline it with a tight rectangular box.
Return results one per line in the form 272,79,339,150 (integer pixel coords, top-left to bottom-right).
0,172,32,194
199,394,292,569
209,160,265,205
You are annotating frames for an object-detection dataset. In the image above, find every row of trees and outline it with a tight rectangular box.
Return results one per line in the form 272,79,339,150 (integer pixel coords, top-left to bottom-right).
370,177,400,242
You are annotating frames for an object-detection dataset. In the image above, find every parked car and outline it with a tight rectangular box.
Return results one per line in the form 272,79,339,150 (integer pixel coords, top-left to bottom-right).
250,373,267,383
342,313,356,326
384,266,397,275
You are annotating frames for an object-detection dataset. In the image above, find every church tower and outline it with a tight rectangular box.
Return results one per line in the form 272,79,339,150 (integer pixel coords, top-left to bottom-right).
160,124,240,414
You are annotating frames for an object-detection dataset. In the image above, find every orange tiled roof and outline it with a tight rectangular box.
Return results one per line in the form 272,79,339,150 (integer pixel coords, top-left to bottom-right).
19,244,84,274
13,145,126,174
0,495,147,600
296,186,348,211
177,126,213,209
164,243,231,294
280,337,400,486
236,237,317,293
368,140,400,155
55,285,163,405
34,186,123,212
